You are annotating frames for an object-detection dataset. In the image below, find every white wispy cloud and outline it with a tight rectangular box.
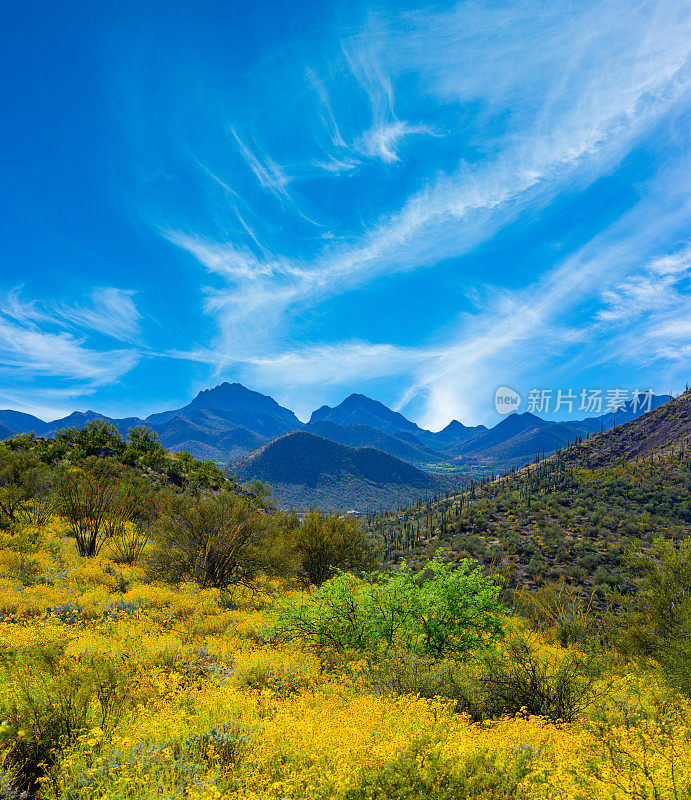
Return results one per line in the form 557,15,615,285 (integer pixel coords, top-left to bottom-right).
313,155,360,174
178,0,690,333
231,128,292,200
406,194,691,428
305,67,347,149
0,289,141,386
594,243,691,364
124,0,690,425
244,342,429,386
356,120,434,163
58,288,141,341
344,38,437,163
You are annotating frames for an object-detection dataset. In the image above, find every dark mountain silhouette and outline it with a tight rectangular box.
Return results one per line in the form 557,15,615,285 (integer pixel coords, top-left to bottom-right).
305,421,451,468
310,393,421,435
0,424,13,440
0,410,48,435
451,412,548,456
234,430,452,511
147,382,301,438
44,410,107,432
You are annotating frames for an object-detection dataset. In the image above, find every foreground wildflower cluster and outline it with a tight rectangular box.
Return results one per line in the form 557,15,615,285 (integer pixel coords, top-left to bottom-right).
0,523,690,799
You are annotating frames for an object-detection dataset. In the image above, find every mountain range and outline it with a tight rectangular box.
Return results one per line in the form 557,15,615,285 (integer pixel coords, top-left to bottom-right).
0,383,671,510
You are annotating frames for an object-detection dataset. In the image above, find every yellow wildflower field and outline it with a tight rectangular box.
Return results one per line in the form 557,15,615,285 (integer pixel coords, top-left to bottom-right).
0,522,689,799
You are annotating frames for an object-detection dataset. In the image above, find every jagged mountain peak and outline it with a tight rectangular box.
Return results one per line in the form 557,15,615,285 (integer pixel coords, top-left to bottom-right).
309,393,420,434
146,382,301,435
190,382,285,412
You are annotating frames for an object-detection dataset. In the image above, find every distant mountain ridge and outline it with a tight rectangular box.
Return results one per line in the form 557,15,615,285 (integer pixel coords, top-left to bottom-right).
147,382,301,437
422,419,488,449
0,382,675,508
451,412,548,456
304,420,450,468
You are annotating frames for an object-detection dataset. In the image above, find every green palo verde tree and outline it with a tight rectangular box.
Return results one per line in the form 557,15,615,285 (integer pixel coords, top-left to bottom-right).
291,508,380,587
623,538,691,695
267,555,504,659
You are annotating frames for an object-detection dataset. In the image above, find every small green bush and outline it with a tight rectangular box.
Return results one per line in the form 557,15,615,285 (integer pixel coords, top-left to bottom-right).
180,725,251,768
0,648,136,797
473,639,601,722
233,660,311,697
0,448,53,533
622,538,691,695
292,509,379,587
57,464,120,557
364,639,600,723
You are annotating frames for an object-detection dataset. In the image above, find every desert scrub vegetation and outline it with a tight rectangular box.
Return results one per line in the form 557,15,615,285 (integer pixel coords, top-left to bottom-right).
146,492,290,591
0,522,688,799
0,439,691,797
266,556,504,658
369,435,691,596
289,508,379,587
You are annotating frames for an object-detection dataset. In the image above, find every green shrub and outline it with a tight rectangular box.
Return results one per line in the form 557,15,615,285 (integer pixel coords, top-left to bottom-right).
233,660,311,697
0,649,136,797
513,579,602,647
180,725,251,768
0,448,53,533
147,492,288,590
292,509,379,587
364,639,600,723
473,639,601,722
54,420,124,458
57,464,120,557
268,556,504,659
623,538,691,695
123,426,168,469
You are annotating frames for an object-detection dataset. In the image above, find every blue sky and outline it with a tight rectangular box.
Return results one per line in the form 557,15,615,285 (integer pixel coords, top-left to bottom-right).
1,0,689,428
